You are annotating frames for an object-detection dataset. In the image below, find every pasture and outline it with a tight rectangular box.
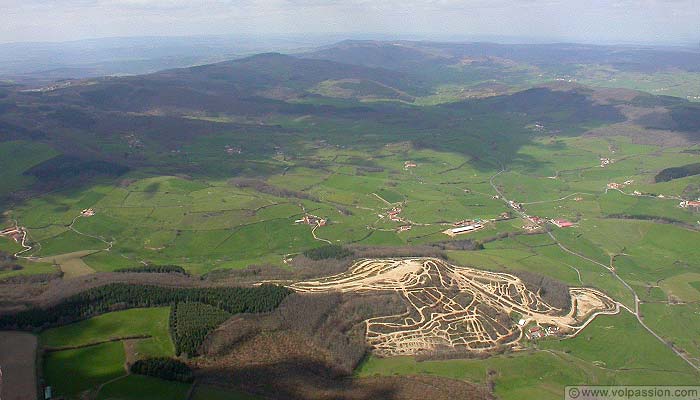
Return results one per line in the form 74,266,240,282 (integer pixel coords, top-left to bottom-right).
40,307,174,356
96,375,192,400
41,308,175,399
43,341,126,398
359,312,699,399
2,115,699,397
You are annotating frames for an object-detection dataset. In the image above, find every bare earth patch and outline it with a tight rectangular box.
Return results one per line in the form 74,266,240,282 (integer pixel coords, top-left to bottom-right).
36,250,97,278
0,331,38,400
290,258,618,356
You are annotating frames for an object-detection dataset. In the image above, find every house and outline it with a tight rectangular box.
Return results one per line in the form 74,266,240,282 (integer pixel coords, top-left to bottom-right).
81,208,95,217
0,227,19,235
551,219,575,228
522,224,540,232
623,180,634,185
224,145,242,155
387,208,403,222
498,212,512,220
404,161,417,169
397,225,412,232
508,200,523,211
453,219,474,227
545,326,560,336
527,326,542,339
607,182,622,190
527,216,544,225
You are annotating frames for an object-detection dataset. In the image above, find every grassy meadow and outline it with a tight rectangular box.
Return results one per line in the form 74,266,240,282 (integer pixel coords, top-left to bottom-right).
40,308,177,399
3,95,699,398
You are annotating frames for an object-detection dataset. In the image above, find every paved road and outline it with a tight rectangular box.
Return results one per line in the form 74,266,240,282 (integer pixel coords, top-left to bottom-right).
489,169,700,373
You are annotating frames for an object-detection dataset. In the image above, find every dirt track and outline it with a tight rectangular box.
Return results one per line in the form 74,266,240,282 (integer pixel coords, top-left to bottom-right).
0,331,37,400
290,258,618,356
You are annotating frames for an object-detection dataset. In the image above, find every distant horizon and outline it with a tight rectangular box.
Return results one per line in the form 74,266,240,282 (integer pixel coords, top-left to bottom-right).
0,32,697,49
2,1,699,47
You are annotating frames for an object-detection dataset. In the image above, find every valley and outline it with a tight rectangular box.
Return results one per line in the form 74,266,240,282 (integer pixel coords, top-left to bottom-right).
0,39,699,400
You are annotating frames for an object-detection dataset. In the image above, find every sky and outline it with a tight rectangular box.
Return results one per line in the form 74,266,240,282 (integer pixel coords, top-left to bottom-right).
1,0,699,45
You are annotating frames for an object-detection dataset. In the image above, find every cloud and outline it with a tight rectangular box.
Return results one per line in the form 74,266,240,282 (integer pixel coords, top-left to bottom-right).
1,0,698,43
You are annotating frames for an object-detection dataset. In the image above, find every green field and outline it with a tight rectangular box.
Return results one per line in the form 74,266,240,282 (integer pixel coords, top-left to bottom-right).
96,375,191,400
41,308,176,399
359,313,698,400
4,62,700,399
44,341,126,398
40,307,174,356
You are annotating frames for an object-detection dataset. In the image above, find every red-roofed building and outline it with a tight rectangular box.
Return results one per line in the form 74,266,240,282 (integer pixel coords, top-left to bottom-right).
527,216,544,225
680,200,700,209
552,219,575,228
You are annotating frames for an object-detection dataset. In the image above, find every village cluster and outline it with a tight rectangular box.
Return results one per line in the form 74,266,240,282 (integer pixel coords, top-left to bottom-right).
606,180,634,191
0,225,26,244
600,157,614,168
224,145,242,155
523,322,560,340
294,214,327,227
606,180,700,207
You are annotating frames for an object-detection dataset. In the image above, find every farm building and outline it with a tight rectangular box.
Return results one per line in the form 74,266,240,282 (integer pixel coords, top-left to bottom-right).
600,157,613,167
522,224,540,232
680,200,700,209
508,201,523,211
404,161,417,169
444,223,484,237
607,182,622,190
396,225,412,232
551,219,575,228
453,219,476,227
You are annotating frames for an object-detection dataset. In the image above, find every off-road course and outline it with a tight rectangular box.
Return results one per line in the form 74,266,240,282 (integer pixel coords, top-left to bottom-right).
291,258,618,356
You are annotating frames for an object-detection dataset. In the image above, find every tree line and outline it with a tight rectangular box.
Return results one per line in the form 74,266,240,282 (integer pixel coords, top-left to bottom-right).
655,162,700,183
303,244,353,260
170,302,232,357
130,357,193,382
0,283,291,330
115,264,189,275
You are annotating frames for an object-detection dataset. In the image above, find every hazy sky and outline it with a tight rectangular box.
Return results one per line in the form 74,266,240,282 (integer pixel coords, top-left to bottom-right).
1,0,699,44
